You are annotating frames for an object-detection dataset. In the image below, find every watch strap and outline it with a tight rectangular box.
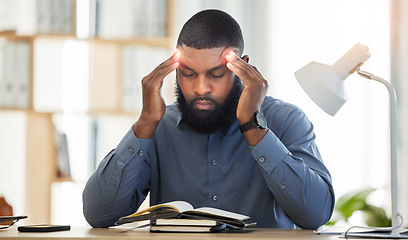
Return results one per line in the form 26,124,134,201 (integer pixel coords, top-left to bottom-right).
239,119,259,133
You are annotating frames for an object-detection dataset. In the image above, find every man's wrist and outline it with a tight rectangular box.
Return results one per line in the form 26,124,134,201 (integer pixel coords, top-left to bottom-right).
239,112,267,133
132,117,160,139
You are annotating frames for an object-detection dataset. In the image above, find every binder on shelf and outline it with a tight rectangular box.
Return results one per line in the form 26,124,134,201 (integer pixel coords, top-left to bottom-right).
96,0,115,38
121,46,169,112
95,0,168,39
14,41,30,108
0,0,74,35
157,0,168,37
0,0,18,33
145,0,167,37
91,0,100,37
56,132,71,179
63,0,73,33
0,41,5,107
51,0,64,33
37,0,52,34
16,0,38,35
0,41,30,108
3,42,17,108
132,0,144,37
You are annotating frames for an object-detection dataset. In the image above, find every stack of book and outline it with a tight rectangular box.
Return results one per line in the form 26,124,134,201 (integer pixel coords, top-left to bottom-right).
151,219,227,233
116,200,256,233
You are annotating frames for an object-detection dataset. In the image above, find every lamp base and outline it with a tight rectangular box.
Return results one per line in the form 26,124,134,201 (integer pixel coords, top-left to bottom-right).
345,232,408,239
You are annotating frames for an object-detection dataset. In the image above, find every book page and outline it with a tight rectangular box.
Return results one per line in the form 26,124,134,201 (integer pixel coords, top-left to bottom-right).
187,207,250,221
125,201,194,218
162,201,194,212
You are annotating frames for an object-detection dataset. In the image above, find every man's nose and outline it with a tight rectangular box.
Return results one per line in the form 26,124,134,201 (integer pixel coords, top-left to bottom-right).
193,75,211,95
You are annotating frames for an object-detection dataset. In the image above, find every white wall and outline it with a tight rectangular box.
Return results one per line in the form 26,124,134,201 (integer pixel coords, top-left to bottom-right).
173,0,392,223
265,0,391,206
0,112,27,218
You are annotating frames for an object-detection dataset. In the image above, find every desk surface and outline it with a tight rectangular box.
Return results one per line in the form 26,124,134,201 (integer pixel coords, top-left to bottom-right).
0,226,342,240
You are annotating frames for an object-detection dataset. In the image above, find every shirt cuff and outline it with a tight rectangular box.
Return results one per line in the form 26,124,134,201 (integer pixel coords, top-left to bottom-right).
115,128,152,166
251,130,291,174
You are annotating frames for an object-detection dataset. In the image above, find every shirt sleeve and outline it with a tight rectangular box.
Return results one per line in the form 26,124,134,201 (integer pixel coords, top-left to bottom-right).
82,128,152,227
251,108,335,230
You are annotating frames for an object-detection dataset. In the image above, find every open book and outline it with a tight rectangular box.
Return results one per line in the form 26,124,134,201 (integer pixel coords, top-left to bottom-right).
116,201,255,229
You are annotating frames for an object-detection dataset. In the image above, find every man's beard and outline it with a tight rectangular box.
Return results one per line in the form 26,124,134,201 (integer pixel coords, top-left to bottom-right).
176,76,243,134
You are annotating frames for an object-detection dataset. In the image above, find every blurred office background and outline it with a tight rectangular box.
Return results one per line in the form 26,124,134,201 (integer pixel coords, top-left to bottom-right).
0,0,407,227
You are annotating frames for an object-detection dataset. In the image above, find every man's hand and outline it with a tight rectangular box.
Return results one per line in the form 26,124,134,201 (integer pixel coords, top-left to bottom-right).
226,51,268,145
133,50,180,139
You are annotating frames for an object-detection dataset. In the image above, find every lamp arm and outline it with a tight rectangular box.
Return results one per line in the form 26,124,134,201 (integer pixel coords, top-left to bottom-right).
357,69,400,236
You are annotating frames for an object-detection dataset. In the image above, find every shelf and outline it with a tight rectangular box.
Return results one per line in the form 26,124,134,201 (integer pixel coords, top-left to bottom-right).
90,36,173,47
0,0,175,225
0,31,33,40
0,32,171,47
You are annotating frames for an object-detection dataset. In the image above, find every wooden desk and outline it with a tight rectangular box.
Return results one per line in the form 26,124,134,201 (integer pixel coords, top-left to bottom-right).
0,226,341,240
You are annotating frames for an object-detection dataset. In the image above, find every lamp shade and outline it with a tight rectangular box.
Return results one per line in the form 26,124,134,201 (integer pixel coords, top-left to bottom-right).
294,43,371,116
295,62,347,116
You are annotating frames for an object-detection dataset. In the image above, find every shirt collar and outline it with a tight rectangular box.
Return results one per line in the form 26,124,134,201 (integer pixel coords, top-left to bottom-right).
176,114,183,126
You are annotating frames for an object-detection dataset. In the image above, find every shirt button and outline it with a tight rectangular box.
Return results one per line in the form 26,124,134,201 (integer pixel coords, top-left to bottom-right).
128,148,134,154
212,195,218,201
259,157,265,163
212,160,218,166
281,185,286,190
111,180,116,186
138,150,143,156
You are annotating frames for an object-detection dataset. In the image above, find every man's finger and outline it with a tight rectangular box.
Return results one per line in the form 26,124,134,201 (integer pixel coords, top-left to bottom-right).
153,62,179,84
226,62,253,81
225,51,257,79
145,50,180,80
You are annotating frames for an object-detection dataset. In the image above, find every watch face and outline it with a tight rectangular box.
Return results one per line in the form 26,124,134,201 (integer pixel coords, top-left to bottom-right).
255,112,267,128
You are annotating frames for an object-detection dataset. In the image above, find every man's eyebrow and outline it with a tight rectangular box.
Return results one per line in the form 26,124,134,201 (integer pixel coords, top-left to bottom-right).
208,65,226,72
179,64,195,71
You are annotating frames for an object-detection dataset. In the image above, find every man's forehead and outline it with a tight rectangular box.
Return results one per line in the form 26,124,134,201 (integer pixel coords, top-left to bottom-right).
178,46,237,70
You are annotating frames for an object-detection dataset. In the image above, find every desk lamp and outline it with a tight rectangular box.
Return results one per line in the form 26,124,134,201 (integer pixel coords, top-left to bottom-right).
295,43,406,238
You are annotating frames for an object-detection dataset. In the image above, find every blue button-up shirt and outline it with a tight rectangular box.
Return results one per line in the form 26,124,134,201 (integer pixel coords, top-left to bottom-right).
83,96,334,229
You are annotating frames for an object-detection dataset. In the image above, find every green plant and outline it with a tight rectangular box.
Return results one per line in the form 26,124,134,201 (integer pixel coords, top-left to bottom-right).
327,188,391,227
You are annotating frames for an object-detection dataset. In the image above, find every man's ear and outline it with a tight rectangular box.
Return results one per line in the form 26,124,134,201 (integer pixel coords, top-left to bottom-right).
241,55,249,63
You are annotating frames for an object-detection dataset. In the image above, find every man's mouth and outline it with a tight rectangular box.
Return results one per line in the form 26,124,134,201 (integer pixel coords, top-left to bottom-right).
191,97,217,110
193,100,214,110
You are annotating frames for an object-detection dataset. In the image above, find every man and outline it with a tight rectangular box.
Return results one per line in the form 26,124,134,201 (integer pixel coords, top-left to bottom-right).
83,9,334,229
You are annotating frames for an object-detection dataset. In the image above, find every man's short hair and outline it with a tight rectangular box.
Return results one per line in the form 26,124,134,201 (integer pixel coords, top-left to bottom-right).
176,9,244,55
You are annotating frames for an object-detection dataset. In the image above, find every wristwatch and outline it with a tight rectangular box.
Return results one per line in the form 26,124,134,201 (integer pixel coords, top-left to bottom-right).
239,112,267,133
